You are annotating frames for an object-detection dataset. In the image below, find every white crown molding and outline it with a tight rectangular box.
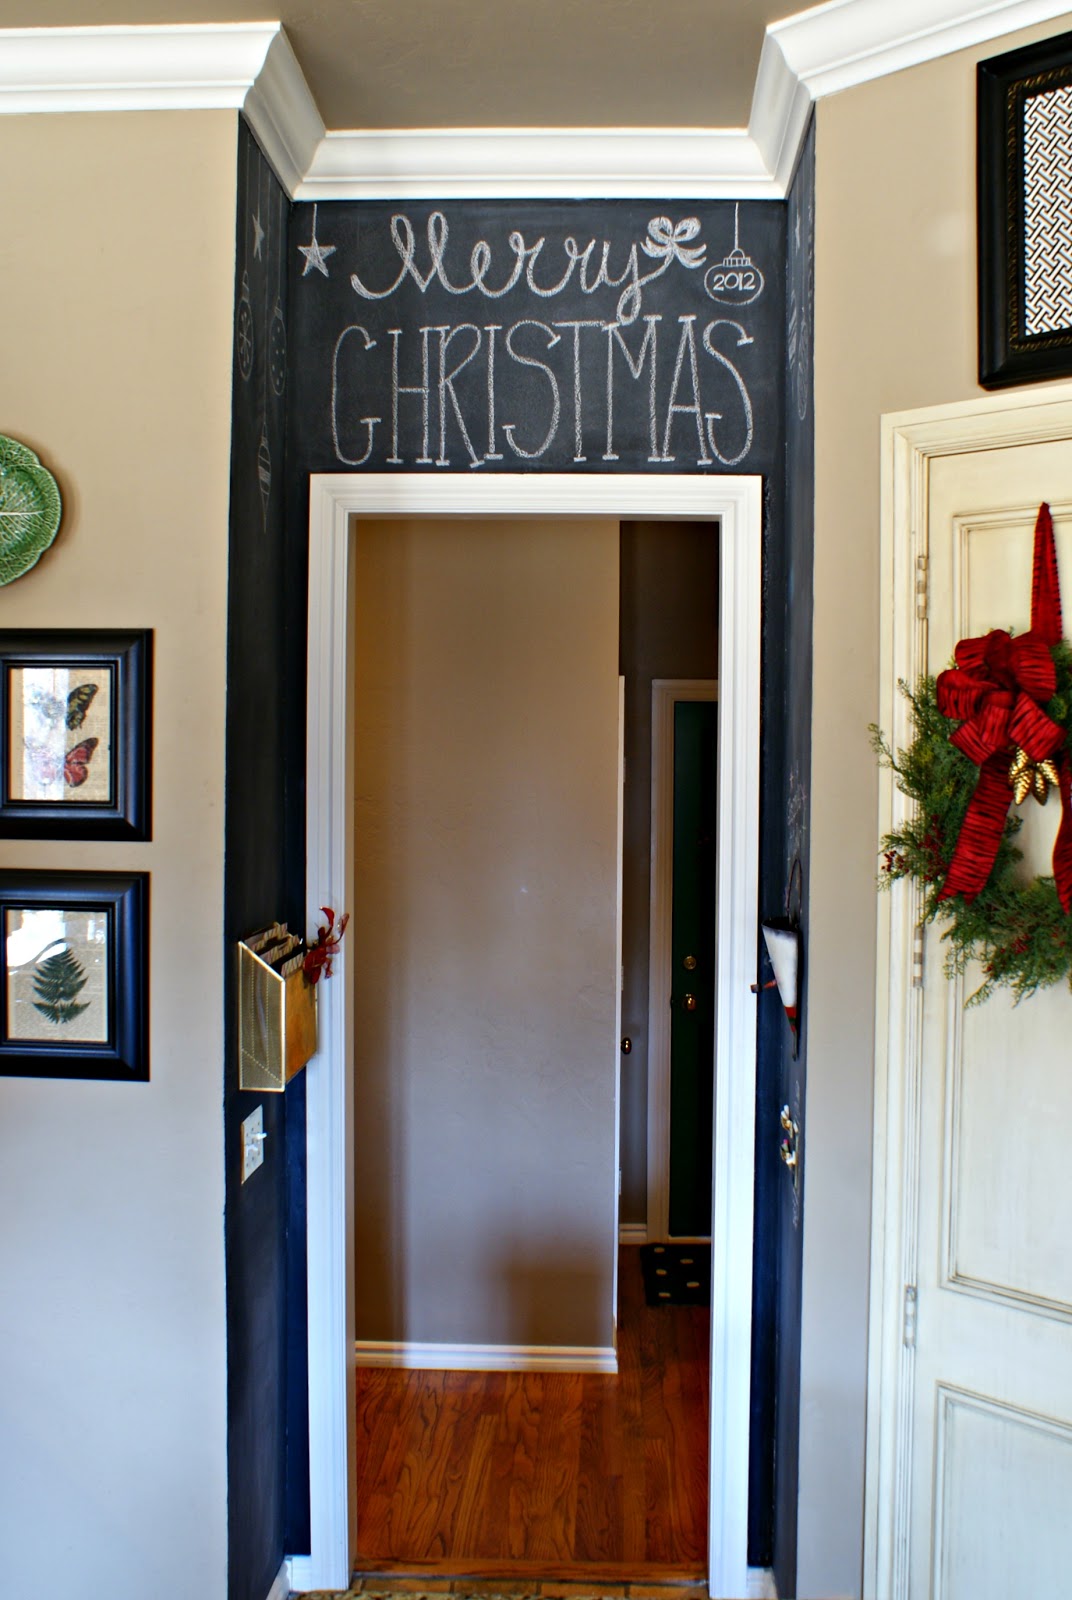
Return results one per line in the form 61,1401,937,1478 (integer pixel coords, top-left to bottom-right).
0,22,280,114
243,27,324,196
2,1,1068,197
296,126,777,200
766,0,1072,106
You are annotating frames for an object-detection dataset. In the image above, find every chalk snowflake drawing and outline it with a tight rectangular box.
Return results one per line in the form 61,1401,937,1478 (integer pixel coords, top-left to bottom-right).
704,205,765,307
299,204,336,278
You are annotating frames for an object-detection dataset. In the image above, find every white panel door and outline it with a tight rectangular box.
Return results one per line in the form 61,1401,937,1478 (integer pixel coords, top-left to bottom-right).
910,440,1072,1599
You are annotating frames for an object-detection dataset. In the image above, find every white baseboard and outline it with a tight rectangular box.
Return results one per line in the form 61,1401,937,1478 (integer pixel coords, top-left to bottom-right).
265,1559,290,1600
354,1340,618,1373
746,1567,778,1598
619,1222,648,1244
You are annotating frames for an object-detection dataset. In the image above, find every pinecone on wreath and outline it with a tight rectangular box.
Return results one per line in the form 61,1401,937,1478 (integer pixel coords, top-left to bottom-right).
32,941,90,1026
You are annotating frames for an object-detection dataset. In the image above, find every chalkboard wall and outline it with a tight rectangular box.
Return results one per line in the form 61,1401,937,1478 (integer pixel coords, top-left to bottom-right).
288,200,785,477
226,123,305,1599
258,182,796,1574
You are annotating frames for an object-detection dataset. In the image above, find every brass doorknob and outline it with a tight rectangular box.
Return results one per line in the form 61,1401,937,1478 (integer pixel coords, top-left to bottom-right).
682,993,697,1011
683,955,697,971
621,1037,632,1055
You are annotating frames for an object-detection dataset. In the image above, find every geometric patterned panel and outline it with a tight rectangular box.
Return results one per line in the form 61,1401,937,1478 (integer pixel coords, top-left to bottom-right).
1023,84,1072,336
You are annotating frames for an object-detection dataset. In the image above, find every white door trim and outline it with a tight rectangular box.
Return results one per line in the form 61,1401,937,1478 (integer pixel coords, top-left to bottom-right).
647,677,719,1244
302,471,761,1599
867,381,1072,1600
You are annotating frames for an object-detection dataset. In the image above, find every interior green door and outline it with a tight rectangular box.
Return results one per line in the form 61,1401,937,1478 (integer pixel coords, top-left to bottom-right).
667,699,718,1238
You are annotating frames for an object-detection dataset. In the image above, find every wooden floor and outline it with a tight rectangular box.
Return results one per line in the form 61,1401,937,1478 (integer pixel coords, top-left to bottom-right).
353,1247,710,1581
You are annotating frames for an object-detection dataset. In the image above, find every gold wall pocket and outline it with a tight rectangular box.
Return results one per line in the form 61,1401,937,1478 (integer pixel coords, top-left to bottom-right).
237,922,318,1092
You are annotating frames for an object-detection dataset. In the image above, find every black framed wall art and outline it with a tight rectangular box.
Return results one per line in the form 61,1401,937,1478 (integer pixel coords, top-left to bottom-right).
0,871,149,1081
0,629,151,840
979,29,1072,387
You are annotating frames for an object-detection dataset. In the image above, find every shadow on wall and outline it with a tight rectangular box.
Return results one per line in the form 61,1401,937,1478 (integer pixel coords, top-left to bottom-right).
497,1248,612,1350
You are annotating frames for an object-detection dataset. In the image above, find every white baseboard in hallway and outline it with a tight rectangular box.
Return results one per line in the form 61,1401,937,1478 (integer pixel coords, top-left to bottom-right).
619,1222,648,1244
354,1340,618,1373
746,1566,778,1598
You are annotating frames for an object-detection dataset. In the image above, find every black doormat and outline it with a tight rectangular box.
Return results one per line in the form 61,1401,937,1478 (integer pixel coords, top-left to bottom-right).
639,1242,711,1306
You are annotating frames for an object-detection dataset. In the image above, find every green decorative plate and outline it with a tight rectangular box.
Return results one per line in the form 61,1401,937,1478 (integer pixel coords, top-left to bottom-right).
0,435,62,586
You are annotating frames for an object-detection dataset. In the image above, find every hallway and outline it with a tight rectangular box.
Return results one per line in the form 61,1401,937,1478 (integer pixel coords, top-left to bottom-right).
354,1248,709,1582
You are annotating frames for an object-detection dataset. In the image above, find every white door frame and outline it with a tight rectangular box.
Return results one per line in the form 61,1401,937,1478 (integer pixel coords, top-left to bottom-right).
647,677,719,1244
295,471,761,1599
866,381,1072,1600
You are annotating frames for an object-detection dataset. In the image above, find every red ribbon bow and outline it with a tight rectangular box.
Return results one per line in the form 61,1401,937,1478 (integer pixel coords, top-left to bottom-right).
936,503,1072,912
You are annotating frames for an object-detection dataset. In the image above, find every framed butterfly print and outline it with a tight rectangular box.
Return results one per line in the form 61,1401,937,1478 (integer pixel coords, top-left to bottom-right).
0,629,151,840
0,871,148,1080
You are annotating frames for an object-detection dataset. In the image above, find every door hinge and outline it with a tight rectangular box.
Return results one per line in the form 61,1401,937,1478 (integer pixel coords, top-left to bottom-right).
618,1167,623,1197
915,554,929,621
912,923,925,988
902,1283,918,1348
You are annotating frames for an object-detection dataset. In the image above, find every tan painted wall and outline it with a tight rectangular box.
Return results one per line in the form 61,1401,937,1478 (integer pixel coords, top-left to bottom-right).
352,515,620,1350
0,111,234,1596
807,19,1072,1596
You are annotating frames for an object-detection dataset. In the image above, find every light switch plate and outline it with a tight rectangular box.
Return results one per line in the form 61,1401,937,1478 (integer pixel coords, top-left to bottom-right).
241,1104,265,1183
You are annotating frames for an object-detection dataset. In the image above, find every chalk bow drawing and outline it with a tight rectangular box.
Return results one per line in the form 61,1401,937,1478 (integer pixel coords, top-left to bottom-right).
642,216,706,269
349,212,708,325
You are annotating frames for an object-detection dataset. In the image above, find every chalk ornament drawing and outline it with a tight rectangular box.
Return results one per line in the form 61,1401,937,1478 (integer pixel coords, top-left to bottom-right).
300,203,337,279
237,272,254,381
704,205,765,308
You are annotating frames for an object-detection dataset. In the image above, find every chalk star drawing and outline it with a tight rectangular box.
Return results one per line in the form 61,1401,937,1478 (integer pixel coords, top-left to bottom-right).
252,208,265,259
299,204,336,277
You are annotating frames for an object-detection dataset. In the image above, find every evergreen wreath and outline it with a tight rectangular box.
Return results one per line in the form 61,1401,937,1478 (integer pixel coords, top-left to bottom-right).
871,503,1072,1006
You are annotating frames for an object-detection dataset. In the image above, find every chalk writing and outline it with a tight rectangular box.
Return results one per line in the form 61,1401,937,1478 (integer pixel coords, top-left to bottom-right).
330,311,756,471
349,212,707,325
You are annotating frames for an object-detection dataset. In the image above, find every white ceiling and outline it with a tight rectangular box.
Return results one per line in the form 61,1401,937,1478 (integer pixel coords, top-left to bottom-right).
0,0,788,130
0,1,1068,197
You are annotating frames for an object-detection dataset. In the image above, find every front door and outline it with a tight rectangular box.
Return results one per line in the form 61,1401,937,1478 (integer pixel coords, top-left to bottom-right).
668,698,718,1238
904,438,1072,1596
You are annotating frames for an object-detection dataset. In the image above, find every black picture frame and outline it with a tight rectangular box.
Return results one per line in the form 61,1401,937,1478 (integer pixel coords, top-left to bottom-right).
979,29,1072,388
0,872,148,1080
0,629,151,840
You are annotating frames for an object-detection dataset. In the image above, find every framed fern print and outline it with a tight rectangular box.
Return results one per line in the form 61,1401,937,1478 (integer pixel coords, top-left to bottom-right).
0,629,151,840
0,873,148,1080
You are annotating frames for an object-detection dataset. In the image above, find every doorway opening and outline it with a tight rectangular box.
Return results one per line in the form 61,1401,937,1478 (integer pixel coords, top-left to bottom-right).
347,513,716,1580
297,473,760,1600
